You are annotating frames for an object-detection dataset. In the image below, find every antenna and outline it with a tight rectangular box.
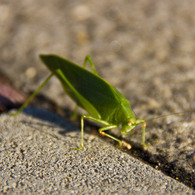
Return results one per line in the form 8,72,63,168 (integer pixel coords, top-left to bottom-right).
145,110,194,122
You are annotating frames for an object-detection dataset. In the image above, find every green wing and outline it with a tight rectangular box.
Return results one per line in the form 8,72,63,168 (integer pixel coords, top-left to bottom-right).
40,54,133,123
56,68,101,119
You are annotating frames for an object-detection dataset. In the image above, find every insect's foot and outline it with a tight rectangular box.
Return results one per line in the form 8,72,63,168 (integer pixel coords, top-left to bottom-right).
117,142,122,149
121,140,132,150
9,110,19,116
9,113,16,116
143,143,150,147
74,146,83,150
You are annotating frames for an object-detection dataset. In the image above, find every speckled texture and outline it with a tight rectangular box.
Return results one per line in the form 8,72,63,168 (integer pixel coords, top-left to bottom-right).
0,111,193,194
0,0,195,193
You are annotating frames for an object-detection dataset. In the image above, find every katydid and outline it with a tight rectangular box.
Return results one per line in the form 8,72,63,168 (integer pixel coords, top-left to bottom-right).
13,54,153,150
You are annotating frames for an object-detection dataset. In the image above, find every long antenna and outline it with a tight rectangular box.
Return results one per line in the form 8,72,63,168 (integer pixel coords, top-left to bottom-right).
145,110,194,122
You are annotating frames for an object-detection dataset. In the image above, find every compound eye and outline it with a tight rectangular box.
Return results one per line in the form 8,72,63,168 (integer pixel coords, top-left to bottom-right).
128,121,131,126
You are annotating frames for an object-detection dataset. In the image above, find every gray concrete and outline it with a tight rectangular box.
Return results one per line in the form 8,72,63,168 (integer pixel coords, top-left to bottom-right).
0,109,193,194
0,0,195,193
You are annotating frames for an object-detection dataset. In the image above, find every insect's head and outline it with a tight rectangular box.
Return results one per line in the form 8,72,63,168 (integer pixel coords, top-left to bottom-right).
120,119,137,137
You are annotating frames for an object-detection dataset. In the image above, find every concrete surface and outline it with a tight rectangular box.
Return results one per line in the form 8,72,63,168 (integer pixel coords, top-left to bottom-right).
0,0,195,193
0,109,194,194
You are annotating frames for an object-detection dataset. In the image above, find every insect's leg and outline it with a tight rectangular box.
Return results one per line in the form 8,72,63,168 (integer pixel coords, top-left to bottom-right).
75,114,84,150
71,105,78,120
76,114,131,150
10,72,55,116
99,126,132,150
83,55,98,75
142,121,147,146
76,114,110,150
136,119,148,146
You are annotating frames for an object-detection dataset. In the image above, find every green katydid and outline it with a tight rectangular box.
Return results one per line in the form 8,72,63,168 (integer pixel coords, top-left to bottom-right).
13,54,187,150
14,54,146,150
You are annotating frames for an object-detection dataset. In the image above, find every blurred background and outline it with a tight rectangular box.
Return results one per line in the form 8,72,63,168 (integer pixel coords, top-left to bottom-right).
0,0,195,188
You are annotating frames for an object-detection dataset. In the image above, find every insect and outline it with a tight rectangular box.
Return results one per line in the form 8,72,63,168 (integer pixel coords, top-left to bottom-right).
13,54,152,150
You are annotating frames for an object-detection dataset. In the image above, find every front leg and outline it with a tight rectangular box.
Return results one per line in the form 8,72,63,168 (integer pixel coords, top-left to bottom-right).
76,114,132,150
135,119,149,146
99,126,132,150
